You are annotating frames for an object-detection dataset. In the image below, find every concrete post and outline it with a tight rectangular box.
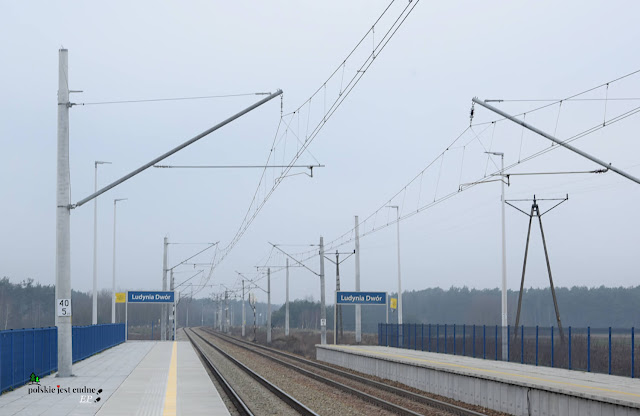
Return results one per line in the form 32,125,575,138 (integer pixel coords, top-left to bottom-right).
355,216,361,343
500,154,508,360
285,259,290,336
267,268,272,343
170,270,175,340
111,201,117,323
56,48,73,377
242,280,246,337
224,291,229,332
320,237,327,345
162,237,167,340
394,207,403,326
92,164,98,325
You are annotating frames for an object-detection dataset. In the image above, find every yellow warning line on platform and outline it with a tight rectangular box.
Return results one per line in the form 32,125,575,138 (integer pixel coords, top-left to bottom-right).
342,346,640,399
163,342,178,415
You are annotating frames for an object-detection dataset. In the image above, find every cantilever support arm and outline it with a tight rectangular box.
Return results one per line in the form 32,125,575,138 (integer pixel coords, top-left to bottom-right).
72,90,283,208
472,97,640,185
269,243,320,276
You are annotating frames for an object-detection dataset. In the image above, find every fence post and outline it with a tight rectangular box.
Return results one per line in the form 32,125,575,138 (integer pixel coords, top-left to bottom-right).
408,324,411,350
463,324,466,356
632,327,635,379
473,325,476,358
22,330,26,386
587,327,591,373
436,324,439,353
414,324,417,350
608,327,612,375
507,325,510,362
429,324,431,352
386,324,388,346
49,328,52,373
31,328,35,376
453,324,456,355
421,324,424,351
520,325,524,364
397,323,400,348
495,325,498,361
483,325,486,359
536,325,538,366
551,326,554,368
10,331,14,389
568,326,572,370
444,324,447,354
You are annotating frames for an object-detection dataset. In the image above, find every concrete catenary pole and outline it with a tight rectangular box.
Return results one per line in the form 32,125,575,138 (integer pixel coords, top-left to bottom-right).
162,237,168,340
170,269,175,340
56,48,72,377
319,237,327,345
396,208,403,326
267,268,272,343
486,150,508,359
92,161,109,325
111,198,126,323
499,153,508,360
92,163,98,325
389,206,403,346
285,258,290,336
224,290,229,332
217,295,222,331
242,280,246,337
111,201,117,324
354,216,361,343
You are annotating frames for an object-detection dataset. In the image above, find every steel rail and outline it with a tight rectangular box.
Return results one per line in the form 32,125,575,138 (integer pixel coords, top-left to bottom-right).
203,328,488,416
198,328,442,416
187,329,319,416
184,329,255,416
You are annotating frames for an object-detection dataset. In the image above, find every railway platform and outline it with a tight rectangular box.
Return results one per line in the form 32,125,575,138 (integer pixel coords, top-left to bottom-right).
317,344,640,416
0,337,229,416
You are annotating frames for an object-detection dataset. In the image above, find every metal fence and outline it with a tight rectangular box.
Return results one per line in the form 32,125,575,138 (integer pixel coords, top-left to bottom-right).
72,323,125,362
379,324,638,378
1,323,125,394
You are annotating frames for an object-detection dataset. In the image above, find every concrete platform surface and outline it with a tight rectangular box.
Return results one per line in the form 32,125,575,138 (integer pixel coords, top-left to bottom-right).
318,344,640,415
0,341,230,416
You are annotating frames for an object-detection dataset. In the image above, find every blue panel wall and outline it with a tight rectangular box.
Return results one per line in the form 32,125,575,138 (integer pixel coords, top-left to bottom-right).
0,323,124,394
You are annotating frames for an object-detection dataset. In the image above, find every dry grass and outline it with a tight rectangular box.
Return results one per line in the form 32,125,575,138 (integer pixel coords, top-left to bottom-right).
228,327,377,359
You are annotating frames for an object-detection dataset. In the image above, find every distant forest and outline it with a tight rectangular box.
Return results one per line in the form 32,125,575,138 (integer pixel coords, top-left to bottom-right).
0,277,638,333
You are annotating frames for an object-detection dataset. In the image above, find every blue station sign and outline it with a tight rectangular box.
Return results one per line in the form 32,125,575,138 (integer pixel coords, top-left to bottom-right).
336,291,386,305
128,291,175,303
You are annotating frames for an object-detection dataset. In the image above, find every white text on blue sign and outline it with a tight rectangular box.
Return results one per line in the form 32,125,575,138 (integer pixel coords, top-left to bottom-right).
128,291,175,303
336,291,386,305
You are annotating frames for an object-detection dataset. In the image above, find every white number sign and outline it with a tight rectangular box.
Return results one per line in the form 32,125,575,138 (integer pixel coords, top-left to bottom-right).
320,318,326,326
57,299,72,317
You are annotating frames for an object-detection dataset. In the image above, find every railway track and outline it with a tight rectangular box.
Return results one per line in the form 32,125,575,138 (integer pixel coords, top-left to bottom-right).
185,328,318,416
198,327,490,416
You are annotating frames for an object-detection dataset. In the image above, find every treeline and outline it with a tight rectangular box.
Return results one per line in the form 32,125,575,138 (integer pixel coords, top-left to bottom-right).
0,277,273,331
0,277,116,329
271,286,640,333
1,277,638,332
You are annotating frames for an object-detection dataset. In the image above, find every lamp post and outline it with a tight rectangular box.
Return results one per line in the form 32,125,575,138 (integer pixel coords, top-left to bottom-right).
386,206,402,331
487,151,508,361
93,161,111,325
111,198,127,324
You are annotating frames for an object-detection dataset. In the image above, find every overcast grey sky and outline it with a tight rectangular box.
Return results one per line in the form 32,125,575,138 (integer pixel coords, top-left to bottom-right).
1,1,639,305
